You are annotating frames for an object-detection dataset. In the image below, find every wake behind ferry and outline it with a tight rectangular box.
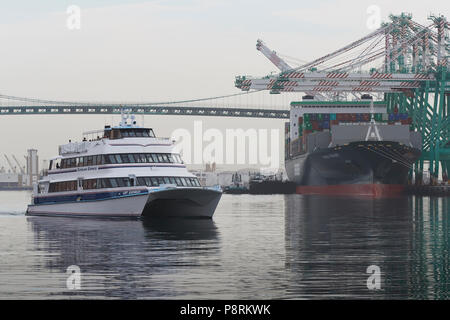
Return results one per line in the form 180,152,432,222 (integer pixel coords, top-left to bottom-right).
26,111,222,218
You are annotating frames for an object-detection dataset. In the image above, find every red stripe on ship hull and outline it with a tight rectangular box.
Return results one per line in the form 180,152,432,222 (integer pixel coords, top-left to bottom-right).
296,184,405,197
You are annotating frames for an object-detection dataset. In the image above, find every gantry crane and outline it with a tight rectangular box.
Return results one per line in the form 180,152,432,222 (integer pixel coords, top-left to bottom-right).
236,13,449,183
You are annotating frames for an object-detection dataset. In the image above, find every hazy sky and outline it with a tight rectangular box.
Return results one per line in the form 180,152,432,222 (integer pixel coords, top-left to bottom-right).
0,0,448,170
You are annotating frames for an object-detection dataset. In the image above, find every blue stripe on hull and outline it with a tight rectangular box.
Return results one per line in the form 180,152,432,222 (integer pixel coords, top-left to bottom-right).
33,190,148,205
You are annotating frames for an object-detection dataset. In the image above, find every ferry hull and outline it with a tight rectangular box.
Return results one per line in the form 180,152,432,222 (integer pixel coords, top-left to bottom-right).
26,187,222,219
143,188,222,219
285,141,421,197
26,193,148,218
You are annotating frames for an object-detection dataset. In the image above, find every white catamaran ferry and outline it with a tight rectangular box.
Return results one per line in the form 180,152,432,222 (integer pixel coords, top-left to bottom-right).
26,111,222,218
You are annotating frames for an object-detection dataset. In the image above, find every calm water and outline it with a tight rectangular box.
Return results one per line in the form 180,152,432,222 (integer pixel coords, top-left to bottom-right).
0,191,448,299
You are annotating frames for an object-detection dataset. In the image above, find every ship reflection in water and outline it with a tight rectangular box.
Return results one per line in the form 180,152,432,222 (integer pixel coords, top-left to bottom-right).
284,195,449,299
0,193,447,299
25,216,220,299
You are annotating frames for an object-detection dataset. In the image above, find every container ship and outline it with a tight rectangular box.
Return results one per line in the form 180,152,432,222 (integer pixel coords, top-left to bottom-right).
285,97,422,197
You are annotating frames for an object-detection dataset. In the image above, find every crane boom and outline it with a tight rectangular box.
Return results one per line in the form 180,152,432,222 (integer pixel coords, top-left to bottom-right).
256,39,292,72
12,155,25,174
4,155,16,173
256,39,328,100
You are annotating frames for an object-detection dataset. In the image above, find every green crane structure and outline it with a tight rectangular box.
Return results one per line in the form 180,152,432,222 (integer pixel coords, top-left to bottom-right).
235,13,449,184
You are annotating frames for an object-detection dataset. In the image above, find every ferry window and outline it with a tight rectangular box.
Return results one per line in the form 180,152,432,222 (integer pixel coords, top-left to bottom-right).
134,154,143,163
107,155,116,164
149,129,155,138
138,177,147,186
86,156,93,166
135,131,143,137
77,157,84,167
101,179,112,188
128,130,136,137
111,130,120,139
156,177,164,185
142,130,149,137
163,177,170,184
54,159,61,169
115,154,122,163
169,177,176,184
110,179,118,188
121,131,129,137
69,181,77,190
118,178,130,187
49,160,53,170
145,154,154,163
157,154,164,162
118,154,127,163
185,178,193,187
83,179,97,190
161,154,169,163
175,177,182,186
128,154,136,163
148,177,157,186
150,154,158,163
61,159,67,169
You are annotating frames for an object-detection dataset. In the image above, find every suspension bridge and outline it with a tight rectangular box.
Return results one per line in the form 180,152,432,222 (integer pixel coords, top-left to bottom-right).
0,91,292,119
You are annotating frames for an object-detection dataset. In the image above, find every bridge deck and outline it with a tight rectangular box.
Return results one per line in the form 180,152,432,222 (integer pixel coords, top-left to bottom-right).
0,105,289,119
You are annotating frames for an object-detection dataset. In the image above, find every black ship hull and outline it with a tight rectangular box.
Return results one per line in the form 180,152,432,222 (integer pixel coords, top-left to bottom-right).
285,141,421,196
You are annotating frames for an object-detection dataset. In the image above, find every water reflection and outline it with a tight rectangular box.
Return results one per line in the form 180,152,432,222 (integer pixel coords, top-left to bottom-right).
26,216,219,299
3,193,447,299
284,195,449,299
